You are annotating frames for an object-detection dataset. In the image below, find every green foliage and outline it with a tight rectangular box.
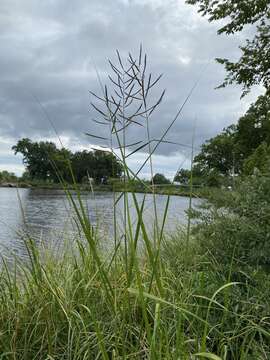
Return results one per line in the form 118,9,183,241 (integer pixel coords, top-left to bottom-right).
186,0,270,96
12,138,71,182
152,173,171,184
192,94,270,185
194,173,270,266
184,1,270,185
193,125,238,176
12,138,123,183
174,168,191,184
204,169,224,187
174,166,219,187
0,170,17,183
71,149,122,183
243,142,270,175
0,204,269,358
235,94,270,159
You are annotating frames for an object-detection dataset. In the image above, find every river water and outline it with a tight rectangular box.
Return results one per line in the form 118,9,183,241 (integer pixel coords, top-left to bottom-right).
0,187,200,259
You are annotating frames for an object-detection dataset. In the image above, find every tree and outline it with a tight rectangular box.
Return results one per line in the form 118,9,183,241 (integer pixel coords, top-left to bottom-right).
186,0,270,96
92,150,123,182
12,138,72,182
0,170,17,183
243,142,270,175
152,173,171,185
13,138,123,184
174,168,191,184
191,93,270,182
193,125,239,176
235,94,270,159
71,149,122,183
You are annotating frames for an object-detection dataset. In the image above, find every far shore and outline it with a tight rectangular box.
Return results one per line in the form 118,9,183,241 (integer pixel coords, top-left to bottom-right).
0,181,206,198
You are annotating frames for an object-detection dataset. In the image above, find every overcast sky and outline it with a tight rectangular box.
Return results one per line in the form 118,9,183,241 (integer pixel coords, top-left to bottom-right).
0,0,262,179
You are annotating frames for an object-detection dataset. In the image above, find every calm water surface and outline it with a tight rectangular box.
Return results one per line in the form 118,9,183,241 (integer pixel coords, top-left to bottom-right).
0,187,200,259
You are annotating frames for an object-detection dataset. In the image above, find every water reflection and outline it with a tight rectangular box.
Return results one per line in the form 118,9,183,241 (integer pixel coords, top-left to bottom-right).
0,188,200,260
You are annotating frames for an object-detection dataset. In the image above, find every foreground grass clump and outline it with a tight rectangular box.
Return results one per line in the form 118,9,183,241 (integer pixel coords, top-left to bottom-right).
0,230,269,359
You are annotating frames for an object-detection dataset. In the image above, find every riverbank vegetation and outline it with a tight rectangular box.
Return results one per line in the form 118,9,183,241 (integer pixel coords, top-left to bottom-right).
1,172,270,358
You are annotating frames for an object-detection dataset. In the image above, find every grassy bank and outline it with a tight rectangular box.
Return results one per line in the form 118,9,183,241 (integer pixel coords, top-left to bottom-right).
0,185,269,359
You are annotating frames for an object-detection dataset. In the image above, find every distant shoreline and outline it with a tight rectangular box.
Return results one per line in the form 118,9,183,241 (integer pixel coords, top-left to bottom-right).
0,181,206,198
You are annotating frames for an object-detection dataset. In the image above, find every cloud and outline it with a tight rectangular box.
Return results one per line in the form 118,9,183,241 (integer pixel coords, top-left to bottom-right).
0,0,262,177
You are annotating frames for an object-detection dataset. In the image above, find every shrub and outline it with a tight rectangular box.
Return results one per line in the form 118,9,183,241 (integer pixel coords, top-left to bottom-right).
194,172,270,266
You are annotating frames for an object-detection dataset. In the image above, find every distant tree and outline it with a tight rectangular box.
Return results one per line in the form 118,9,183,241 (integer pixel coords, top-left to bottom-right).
152,173,171,185
12,138,72,182
0,170,17,183
174,166,208,186
174,168,191,184
53,147,73,182
189,93,270,185
193,125,239,176
71,149,123,183
235,94,270,159
92,150,123,182
13,138,123,184
71,150,93,183
186,0,270,96
243,142,270,175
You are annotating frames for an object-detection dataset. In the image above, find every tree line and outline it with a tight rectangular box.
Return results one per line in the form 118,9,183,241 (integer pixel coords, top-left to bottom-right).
175,93,270,186
0,170,17,183
12,138,123,184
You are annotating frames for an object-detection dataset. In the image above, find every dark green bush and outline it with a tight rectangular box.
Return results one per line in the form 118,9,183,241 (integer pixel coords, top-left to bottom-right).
194,173,270,266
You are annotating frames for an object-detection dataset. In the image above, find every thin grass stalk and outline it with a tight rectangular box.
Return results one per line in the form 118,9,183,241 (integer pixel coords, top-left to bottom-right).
186,122,195,247
92,62,120,316
148,195,170,295
140,56,160,249
120,69,130,278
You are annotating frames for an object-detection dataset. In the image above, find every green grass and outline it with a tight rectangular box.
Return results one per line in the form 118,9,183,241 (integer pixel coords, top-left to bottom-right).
0,201,269,359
